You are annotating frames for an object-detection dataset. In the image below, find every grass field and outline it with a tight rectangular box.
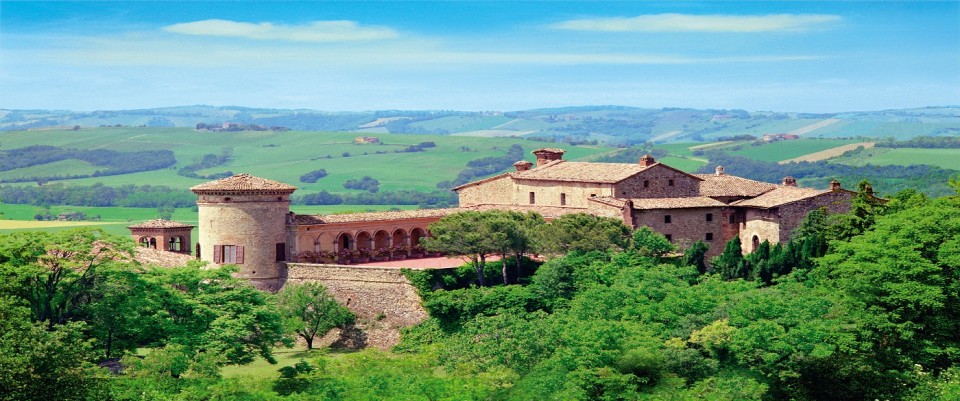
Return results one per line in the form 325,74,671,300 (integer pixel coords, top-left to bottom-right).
726,139,862,163
831,147,960,170
0,127,613,194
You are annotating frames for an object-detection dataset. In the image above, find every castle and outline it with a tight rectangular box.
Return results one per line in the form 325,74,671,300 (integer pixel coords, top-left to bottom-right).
132,148,856,291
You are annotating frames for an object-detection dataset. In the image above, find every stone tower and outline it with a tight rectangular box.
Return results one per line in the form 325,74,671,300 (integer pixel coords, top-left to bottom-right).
190,174,296,291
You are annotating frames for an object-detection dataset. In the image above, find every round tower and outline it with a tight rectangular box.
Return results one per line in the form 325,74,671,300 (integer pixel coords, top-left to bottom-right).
190,174,296,291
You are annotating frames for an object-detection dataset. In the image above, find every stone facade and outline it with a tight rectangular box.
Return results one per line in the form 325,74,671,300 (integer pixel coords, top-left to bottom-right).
286,263,430,349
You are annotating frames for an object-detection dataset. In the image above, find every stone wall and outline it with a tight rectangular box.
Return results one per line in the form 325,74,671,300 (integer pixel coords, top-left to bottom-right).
617,165,700,198
285,263,431,349
778,191,853,241
457,174,515,206
633,207,724,257
515,180,615,208
739,208,782,253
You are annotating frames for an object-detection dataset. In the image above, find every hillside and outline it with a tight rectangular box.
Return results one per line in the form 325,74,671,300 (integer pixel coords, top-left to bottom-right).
0,127,613,195
3,105,958,146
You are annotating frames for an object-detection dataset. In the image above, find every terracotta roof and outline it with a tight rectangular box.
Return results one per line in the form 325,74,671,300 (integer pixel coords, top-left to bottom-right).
695,174,777,198
190,174,297,193
134,247,195,268
128,219,194,229
293,208,462,225
630,196,727,210
587,196,628,208
512,160,649,183
732,186,829,208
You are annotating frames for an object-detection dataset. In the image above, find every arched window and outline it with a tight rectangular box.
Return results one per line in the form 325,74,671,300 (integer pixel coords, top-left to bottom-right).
167,236,183,252
752,235,760,252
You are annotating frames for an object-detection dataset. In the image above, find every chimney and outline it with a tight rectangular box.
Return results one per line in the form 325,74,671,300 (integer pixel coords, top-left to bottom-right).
639,154,656,167
782,176,797,187
532,148,565,167
830,179,841,191
715,166,725,176
513,160,533,172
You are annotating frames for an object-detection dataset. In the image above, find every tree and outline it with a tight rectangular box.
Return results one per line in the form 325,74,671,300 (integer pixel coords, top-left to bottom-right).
631,226,675,259
157,205,175,220
423,211,498,286
275,282,354,350
483,211,543,284
535,213,632,256
713,237,746,280
683,241,710,274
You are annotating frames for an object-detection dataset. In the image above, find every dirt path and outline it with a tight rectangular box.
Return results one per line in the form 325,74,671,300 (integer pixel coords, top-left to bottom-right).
778,142,875,164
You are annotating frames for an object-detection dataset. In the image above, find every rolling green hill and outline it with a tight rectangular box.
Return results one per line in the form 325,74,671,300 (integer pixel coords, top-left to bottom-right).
0,127,613,194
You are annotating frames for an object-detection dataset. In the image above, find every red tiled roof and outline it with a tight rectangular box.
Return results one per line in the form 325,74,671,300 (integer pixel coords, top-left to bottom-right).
630,196,727,210
732,186,829,208
465,204,587,219
512,160,649,183
294,208,462,225
190,174,296,193
695,174,778,198
128,219,195,229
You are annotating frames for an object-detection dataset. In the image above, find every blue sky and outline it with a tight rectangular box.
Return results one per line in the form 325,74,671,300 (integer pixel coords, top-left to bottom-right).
1,1,958,112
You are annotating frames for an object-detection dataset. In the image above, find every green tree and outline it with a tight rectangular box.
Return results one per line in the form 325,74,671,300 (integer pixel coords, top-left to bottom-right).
423,211,498,286
535,213,632,256
275,282,355,350
157,205,175,220
682,241,709,274
631,226,675,259
712,237,746,280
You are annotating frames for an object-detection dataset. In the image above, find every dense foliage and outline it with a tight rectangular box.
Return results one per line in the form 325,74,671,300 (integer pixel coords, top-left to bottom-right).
2,184,960,400
0,183,196,207
298,169,329,183
342,176,380,193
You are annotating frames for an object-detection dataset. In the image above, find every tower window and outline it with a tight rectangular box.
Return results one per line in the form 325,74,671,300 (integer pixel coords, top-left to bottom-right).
706,233,714,241
664,215,672,224
668,179,675,187
729,214,736,224
706,213,713,222
529,192,536,204
276,243,286,262
215,245,244,264
643,180,649,188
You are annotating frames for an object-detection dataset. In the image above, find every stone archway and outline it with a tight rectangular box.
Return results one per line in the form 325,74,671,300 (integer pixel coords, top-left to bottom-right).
337,232,354,251
373,230,391,250
392,228,407,247
410,228,426,247
355,231,372,251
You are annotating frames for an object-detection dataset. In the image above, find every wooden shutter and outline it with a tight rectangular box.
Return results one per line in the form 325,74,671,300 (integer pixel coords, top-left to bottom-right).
213,245,221,263
235,245,244,264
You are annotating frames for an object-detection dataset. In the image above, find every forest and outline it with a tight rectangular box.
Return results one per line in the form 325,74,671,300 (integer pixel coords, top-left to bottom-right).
1,181,959,400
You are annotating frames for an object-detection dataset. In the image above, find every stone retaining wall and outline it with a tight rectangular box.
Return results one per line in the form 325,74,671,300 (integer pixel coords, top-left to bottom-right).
284,263,431,349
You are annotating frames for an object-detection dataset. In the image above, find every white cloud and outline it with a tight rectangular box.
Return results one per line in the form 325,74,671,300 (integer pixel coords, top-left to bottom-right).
552,13,841,33
163,19,398,42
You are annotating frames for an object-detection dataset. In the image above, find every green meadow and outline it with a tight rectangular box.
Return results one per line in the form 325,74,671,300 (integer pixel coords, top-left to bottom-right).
0,127,613,194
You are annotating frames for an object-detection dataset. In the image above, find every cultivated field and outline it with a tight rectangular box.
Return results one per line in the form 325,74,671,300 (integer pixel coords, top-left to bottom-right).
831,147,960,170
778,142,876,164
0,127,613,194
726,139,862,163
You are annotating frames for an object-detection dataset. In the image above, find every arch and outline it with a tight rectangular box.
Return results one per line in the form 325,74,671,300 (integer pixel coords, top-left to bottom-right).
410,227,427,247
167,236,184,252
752,235,760,252
312,232,332,253
337,232,354,251
138,236,155,248
373,230,391,250
355,231,372,250
392,228,408,247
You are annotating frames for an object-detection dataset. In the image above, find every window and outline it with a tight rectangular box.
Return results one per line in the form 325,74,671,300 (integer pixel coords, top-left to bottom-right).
560,193,566,206
706,213,713,222
668,179,675,187
529,192,536,204
215,245,244,264
643,180,649,188
664,215,672,224
729,214,736,224
706,233,714,241
276,243,286,262
590,193,596,197
665,234,673,242
167,236,183,252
